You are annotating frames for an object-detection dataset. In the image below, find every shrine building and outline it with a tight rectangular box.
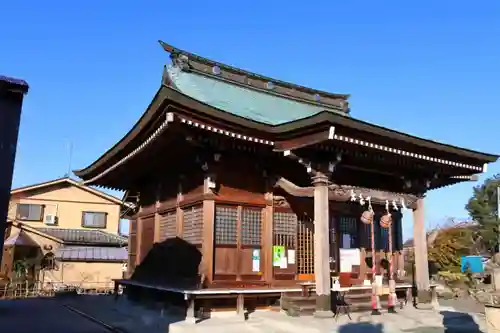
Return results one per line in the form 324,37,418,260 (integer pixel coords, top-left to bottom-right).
74,41,498,317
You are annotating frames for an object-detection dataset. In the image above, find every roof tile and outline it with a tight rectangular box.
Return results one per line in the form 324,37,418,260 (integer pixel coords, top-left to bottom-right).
55,246,128,262
167,65,345,125
35,227,127,246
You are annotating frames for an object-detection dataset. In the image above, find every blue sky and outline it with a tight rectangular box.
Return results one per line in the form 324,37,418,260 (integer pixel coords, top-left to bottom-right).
2,1,499,238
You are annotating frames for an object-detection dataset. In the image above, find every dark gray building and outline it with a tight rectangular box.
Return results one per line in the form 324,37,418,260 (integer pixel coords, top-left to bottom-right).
0,76,29,263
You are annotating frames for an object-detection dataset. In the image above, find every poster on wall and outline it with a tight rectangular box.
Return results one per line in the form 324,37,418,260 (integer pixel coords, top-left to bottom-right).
287,249,296,264
339,248,361,272
252,249,260,272
273,246,286,267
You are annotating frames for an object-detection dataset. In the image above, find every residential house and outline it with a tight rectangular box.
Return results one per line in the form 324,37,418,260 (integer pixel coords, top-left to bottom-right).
1,178,128,289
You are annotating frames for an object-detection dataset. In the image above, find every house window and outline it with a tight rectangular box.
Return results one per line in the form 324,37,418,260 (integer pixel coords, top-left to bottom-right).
81,211,107,228
16,204,44,221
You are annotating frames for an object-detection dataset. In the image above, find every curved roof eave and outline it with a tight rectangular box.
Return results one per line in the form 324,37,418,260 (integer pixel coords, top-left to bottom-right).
73,87,169,178
75,84,499,180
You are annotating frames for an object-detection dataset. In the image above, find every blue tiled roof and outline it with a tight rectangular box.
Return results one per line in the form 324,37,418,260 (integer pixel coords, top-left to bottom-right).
55,246,128,262
167,65,344,125
35,227,127,246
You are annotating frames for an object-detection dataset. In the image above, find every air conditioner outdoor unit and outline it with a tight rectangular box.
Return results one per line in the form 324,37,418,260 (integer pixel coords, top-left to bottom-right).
44,215,58,225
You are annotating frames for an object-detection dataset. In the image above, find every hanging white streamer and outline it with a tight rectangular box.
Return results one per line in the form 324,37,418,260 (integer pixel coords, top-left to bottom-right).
400,198,408,210
350,190,356,201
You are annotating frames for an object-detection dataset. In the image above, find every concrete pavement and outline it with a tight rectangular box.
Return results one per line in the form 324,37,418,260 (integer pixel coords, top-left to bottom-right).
63,295,488,333
0,295,487,333
0,298,111,333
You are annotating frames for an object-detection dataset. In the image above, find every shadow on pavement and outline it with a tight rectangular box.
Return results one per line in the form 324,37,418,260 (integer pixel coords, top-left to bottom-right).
338,322,383,333
440,310,483,333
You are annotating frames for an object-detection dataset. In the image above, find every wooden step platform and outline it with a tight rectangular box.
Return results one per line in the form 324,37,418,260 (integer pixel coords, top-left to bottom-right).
281,289,406,317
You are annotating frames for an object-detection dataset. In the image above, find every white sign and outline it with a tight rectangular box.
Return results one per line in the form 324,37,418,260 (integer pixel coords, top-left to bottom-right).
339,248,361,272
279,256,288,269
252,249,260,272
287,250,296,264
252,260,260,272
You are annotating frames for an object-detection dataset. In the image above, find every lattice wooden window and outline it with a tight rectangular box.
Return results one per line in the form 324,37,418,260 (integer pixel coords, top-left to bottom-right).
182,205,203,244
159,211,177,241
297,218,314,275
215,206,237,245
273,211,297,248
380,226,389,251
339,216,358,249
241,208,262,246
128,219,137,275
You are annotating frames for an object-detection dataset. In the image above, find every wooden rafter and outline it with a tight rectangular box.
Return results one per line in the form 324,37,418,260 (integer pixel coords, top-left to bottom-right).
273,177,420,209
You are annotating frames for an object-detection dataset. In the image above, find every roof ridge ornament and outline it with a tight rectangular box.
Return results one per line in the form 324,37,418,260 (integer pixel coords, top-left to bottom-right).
171,53,190,71
158,40,350,113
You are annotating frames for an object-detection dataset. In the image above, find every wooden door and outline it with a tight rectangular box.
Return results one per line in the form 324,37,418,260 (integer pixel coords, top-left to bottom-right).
273,210,298,280
213,205,263,283
297,217,314,281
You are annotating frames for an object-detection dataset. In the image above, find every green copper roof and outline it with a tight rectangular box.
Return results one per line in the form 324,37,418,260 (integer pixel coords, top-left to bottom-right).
167,65,347,125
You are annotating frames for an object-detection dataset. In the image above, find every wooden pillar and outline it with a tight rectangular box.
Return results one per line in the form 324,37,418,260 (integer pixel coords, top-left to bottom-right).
176,184,183,238
153,187,161,243
413,197,430,292
312,173,333,317
202,200,215,284
263,192,274,283
134,203,144,266
397,251,405,276
201,175,215,285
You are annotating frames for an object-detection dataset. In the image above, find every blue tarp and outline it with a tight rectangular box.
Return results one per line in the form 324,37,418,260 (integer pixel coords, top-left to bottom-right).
461,256,484,273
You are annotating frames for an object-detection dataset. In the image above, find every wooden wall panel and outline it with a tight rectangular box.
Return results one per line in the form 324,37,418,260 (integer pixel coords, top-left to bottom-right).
216,185,266,206
214,247,238,278
158,211,177,241
182,205,203,245
139,217,155,262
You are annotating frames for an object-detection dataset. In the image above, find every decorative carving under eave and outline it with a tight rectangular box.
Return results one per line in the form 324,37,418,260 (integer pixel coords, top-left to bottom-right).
273,177,419,209
283,150,341,176
273,195,290,208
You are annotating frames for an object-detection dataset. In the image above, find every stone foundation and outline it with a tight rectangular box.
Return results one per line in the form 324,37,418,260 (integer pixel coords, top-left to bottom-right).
417,290,432,303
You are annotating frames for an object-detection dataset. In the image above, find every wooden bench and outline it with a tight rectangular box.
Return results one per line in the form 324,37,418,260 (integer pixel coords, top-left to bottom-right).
113,279,302,323
298,281,315,297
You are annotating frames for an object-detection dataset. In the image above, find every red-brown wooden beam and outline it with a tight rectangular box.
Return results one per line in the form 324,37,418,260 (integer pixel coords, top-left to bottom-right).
274,128,331,152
